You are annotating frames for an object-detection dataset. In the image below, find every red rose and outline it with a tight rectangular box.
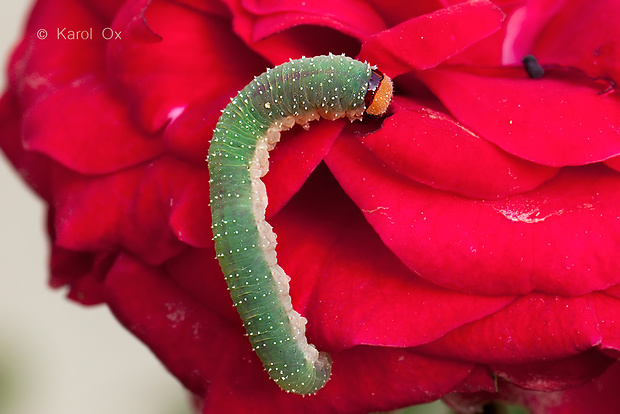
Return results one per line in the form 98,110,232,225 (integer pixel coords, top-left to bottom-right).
2,0,619,412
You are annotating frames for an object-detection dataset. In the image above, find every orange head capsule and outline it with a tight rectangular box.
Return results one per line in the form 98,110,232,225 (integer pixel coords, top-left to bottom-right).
364,69,393,116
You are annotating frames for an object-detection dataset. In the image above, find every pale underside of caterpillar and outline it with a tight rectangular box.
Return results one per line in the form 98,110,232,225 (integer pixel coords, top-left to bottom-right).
207,54,393,394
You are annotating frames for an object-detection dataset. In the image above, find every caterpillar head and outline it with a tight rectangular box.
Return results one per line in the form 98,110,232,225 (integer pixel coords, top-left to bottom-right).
364,69,393,116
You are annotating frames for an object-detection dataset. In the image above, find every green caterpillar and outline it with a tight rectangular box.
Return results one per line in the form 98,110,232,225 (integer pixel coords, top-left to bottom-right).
207,54,392,394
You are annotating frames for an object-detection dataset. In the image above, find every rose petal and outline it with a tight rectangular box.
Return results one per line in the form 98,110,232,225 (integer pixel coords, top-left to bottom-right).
8,0,108,107
110,0,162,43
526,361,620,413
82,0,126,23
51,166,138,250
501,0,562,65
326,134,620,296
157,119,345,247
264,120,344,216
504,0,620,82
173,103,344,216
165,160,213,248
22,79,163,174
246,0,385,40
164,247,240,323
104,254,478,412
491,350,614,392
6,0,620,411
271,166,516,350
104,254,240,397
450,365,498,394
316,347,475,413
163,99,226,165
52,162,189,263
359,0,506,77
589,292,620,354
441,0,527,67
363,0,443,27
418,294,604,363
168,0,230,17
0,93,53,199
108,0,269,133
360,96,558,199
249,26,365,65
219,0,378,63
533,0,620,81
418,67,620,166
222,0,385,44
441,1,535,68
49,244,115,305
446,362,620,414
604,155,620,173
130,157,212,250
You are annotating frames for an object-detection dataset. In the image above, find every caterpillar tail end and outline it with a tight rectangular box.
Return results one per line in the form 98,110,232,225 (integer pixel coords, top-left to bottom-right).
301,351,333,396
276,351,332,395
312,350,333,391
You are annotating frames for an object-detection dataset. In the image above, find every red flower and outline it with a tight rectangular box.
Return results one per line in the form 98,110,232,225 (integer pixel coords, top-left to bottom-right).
1,0,619,412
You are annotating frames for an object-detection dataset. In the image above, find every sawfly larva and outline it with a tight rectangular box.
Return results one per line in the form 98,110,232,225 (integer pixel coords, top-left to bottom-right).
207,54,392,394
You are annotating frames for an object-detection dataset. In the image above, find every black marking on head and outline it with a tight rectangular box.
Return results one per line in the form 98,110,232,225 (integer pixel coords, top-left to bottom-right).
364,69,384,109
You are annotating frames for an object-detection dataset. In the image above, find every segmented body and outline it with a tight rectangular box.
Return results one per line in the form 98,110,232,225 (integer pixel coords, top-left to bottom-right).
207,54,392,394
